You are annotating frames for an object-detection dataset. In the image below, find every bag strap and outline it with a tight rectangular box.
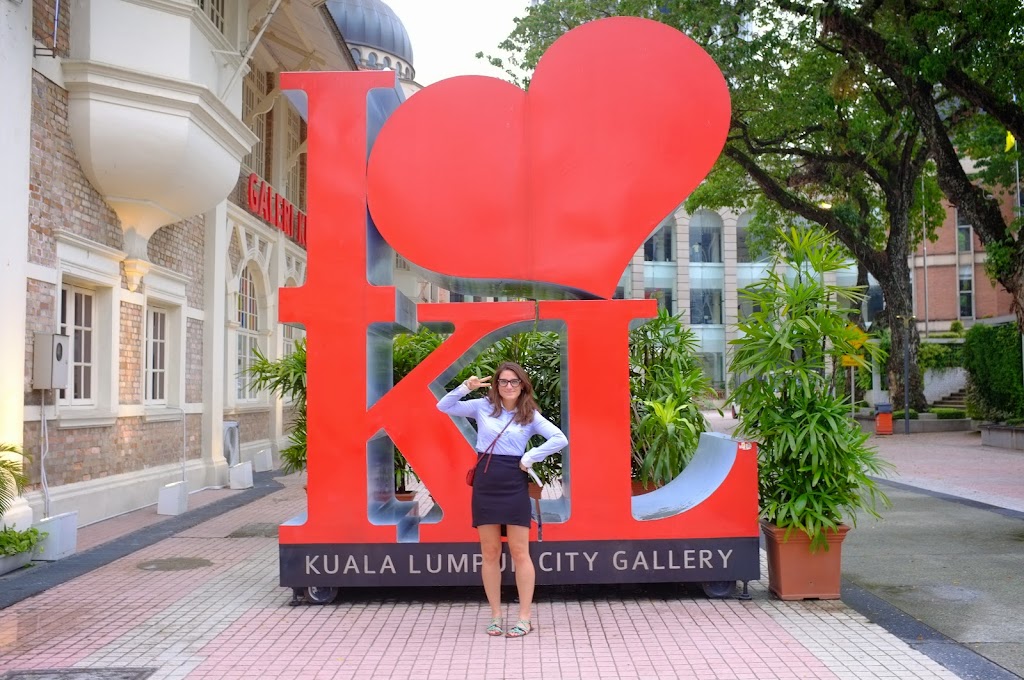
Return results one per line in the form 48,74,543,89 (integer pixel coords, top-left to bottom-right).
483,414,515,454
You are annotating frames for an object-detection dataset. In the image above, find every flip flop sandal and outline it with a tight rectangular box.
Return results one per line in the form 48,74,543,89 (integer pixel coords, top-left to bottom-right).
506,619,532,638
486,617,504,636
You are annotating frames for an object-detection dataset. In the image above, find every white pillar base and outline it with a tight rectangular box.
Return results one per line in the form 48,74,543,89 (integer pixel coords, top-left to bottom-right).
229,462,253,490
252,448,273,473
33,510,78,561
1,497,34,531
157,481,188,516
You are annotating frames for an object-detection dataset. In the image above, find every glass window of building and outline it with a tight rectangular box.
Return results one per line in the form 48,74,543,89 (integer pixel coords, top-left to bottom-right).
690,288,722,324
689,211,723,263
196,0,226,34
736,212,767,263
285,107,305,210
146,308,167,404
60,285,94,404
242,67,268,178
956,209,972,253
644,221,674,262
698,352,725,390
737,297,761,321
644,287,674,315
236,266,260,401
958,265,974,319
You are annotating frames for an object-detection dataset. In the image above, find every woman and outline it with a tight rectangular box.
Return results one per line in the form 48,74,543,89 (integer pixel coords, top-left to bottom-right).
436,361,567,638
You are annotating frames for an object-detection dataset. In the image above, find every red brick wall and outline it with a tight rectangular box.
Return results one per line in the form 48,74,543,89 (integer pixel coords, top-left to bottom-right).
33,0,70,57
29,74,123,266
228,227,242,275
23,280,57,407
148,217,206,309
186,318,204,403
119,302,143,404
22,415,204,489
236,410,270,444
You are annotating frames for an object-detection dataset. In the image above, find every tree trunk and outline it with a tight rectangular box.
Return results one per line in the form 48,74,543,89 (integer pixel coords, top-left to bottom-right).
875,270,928,412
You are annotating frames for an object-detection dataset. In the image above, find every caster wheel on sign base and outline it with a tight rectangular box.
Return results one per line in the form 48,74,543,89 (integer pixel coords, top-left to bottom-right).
305,586,338,605
701,581,736,599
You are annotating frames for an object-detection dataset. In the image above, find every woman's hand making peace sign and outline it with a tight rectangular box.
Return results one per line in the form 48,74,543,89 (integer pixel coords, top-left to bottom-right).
464,375,491,391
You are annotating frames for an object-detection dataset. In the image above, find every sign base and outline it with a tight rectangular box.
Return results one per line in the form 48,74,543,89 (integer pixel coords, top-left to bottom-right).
280,537,759,588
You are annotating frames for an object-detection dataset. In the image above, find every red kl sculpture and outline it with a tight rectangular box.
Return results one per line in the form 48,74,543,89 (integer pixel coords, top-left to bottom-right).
277,17,758,603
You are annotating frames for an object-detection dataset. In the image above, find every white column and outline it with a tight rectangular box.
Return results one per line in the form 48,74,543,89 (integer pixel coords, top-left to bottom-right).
0,0,34,529
201,202,230,486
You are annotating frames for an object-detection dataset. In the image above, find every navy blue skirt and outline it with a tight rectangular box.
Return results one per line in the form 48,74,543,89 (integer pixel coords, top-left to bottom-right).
472,453,531,528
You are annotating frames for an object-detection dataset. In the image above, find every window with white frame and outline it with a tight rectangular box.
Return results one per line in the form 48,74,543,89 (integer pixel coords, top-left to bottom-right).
958,265,974,319
195,0,226,34
60,285,95,404
285,107,304,210
956,209,972,254
236,266,261,401
146,307,168,403
242,67,268,178
282,324,305,357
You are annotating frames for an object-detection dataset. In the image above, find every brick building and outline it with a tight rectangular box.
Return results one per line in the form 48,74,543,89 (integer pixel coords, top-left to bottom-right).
0,0,420,529
910,190,1020,331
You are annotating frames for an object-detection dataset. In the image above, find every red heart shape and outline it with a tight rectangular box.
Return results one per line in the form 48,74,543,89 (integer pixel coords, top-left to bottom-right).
366,17,730,298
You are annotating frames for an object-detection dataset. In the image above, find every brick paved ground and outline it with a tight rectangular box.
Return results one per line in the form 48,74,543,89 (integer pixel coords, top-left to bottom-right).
0,471,962,680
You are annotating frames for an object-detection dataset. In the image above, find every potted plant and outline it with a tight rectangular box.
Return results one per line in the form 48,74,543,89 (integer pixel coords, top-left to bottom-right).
0,443,46,575
628,311,717,494
729,227,891,600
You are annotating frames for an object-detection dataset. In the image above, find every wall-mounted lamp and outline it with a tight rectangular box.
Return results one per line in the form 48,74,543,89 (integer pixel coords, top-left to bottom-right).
122,258,149,293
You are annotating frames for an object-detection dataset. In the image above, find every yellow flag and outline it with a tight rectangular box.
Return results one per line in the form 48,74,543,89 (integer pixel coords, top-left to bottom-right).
1008,130,1017,152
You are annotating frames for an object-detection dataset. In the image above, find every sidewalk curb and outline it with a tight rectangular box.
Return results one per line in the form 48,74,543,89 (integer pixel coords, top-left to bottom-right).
0,471,284,610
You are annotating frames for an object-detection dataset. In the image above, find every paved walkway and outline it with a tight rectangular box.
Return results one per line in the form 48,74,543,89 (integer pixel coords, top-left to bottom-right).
0,417,1021,679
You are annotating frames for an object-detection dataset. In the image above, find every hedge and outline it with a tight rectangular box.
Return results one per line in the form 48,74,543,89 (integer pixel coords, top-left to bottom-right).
962,323,1024,421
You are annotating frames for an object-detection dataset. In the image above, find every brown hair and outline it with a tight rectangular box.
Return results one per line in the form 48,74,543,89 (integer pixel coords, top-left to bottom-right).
487,361,538,425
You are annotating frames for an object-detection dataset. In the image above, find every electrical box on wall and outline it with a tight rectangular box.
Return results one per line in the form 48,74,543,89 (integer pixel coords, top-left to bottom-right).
33,333,70,390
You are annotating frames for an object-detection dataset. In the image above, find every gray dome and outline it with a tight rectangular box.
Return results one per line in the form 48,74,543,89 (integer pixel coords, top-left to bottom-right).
327,0,414,67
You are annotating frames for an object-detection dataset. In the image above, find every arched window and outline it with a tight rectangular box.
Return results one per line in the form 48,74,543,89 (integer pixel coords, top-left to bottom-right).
368,52,378,68
236,265,260,400
383,56,392,69
350,48,361,65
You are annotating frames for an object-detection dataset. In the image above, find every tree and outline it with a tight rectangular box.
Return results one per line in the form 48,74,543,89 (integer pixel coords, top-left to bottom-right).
486,0,944,408
793,1,1024,331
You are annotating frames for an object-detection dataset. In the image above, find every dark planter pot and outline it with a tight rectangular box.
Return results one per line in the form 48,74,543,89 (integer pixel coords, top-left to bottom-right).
761,519,849,600
395,491,416,502
630,480,663,496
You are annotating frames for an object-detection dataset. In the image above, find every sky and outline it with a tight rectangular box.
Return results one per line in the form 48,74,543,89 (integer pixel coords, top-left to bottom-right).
381,1,532,86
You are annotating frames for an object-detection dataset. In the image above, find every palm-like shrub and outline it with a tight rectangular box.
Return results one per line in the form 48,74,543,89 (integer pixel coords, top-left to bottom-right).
256,310,712,491
629,310,717,487
248,339,307,474
0,443,29,522
729,227,891,550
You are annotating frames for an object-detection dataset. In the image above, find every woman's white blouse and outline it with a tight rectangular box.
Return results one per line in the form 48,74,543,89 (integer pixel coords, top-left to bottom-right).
436,384,568,467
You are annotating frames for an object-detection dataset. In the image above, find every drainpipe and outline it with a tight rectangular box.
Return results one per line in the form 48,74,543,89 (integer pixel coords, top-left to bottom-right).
33,0,62,57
